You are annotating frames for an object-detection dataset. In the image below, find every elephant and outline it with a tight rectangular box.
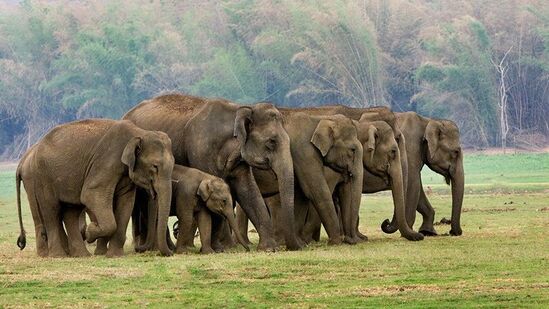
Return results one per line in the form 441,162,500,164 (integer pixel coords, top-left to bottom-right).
238,106,423,242
380,112,464,236
123,93,300,251
249,112,364,245
15,119,175,257
133,164,249,254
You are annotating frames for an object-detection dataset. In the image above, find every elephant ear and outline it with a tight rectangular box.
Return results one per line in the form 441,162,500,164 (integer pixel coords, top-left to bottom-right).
121,137,142,172
424,121,441,160
311,119,335,157
233,107,253,146
197,180,212,202
366,125,378,162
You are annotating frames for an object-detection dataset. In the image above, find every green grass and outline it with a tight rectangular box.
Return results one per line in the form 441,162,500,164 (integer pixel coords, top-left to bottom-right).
422,153,549,193
0,154,548,308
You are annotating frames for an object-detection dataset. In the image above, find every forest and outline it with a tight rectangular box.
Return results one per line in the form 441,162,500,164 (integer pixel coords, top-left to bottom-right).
0,0,547,159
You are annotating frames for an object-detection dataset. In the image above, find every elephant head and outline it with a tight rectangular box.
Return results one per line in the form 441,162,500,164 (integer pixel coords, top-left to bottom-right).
122,131,175,256
424,120,464,236
311,115,362,178
233,103,300,250
197,178,249,251
356,118,424,241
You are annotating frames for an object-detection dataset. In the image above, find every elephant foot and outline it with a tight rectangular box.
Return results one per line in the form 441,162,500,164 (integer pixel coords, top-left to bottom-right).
419,226,438,237
449,226,463,236
200,247,215,254
257,238,277,252
288,236,307,251
327,236,343,246
106,246,124,258
36,247,49,257
94,245,108,256
70,247,91,257
48,248,69,258
175,246,190,254
403,231,425,241
343,236,358,245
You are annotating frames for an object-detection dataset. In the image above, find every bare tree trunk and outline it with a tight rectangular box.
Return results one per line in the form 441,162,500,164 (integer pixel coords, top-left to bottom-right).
492,46,513,154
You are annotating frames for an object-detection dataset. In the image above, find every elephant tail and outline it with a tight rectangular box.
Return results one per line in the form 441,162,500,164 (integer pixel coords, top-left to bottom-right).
381,217,398,234
16,166,26,250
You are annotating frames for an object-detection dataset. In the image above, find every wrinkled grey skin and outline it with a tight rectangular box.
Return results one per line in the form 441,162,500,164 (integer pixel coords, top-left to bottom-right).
248,112,364,245
16,119,174,257
253,105,422,241
134,165,249,254
381,112,464,236
123,93,300,251
285,118,423,243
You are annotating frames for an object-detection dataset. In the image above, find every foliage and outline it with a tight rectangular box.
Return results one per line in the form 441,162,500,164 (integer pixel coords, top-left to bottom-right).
0,0,548,157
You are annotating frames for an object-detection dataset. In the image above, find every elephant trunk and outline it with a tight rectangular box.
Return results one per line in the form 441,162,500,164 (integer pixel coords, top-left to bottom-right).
155,180,173,256
349,144,364,241
381,137,409,235
450,152,464,236
224,207,250,251
389,153,424,241
272,144,302,250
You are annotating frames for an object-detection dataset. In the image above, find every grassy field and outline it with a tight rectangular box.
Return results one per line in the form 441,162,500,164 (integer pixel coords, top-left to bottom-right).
0,153,548,308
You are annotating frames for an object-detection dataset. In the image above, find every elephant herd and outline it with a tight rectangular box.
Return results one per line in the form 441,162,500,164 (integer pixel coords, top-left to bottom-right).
15,93,464,257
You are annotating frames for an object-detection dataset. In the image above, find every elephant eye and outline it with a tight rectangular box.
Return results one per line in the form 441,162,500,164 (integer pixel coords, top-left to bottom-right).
153,164,158,172
266,138,277,151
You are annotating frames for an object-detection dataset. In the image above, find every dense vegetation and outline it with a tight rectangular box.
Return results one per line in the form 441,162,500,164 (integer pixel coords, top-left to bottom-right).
0,0,548,158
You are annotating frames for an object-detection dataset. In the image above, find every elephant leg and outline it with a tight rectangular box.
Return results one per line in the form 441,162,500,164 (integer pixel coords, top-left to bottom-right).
300,183,342,245
63,206,91,257
95,238,108,255
301,202,321,244
175,202,196,254
229,165,276,251
218,219,236,250
106,188,136,257
135,197,158,252
81,189,118,244
132,189,148,248
265,195,285,246
25,183,48,257
417,185,438,236
210,214,225,253
37,186,67,257
235,204,251,245
405,170,421,229
197,209,214,254
292,188,311,244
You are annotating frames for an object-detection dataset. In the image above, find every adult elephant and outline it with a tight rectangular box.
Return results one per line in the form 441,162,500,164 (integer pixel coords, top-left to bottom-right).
16,119,175,257
252,112,364,245
123,93,300,251
290,106,423,241
381,112,464,236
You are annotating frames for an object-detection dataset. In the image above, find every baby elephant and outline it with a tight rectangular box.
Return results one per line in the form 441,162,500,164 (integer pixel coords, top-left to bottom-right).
136,165,249,254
